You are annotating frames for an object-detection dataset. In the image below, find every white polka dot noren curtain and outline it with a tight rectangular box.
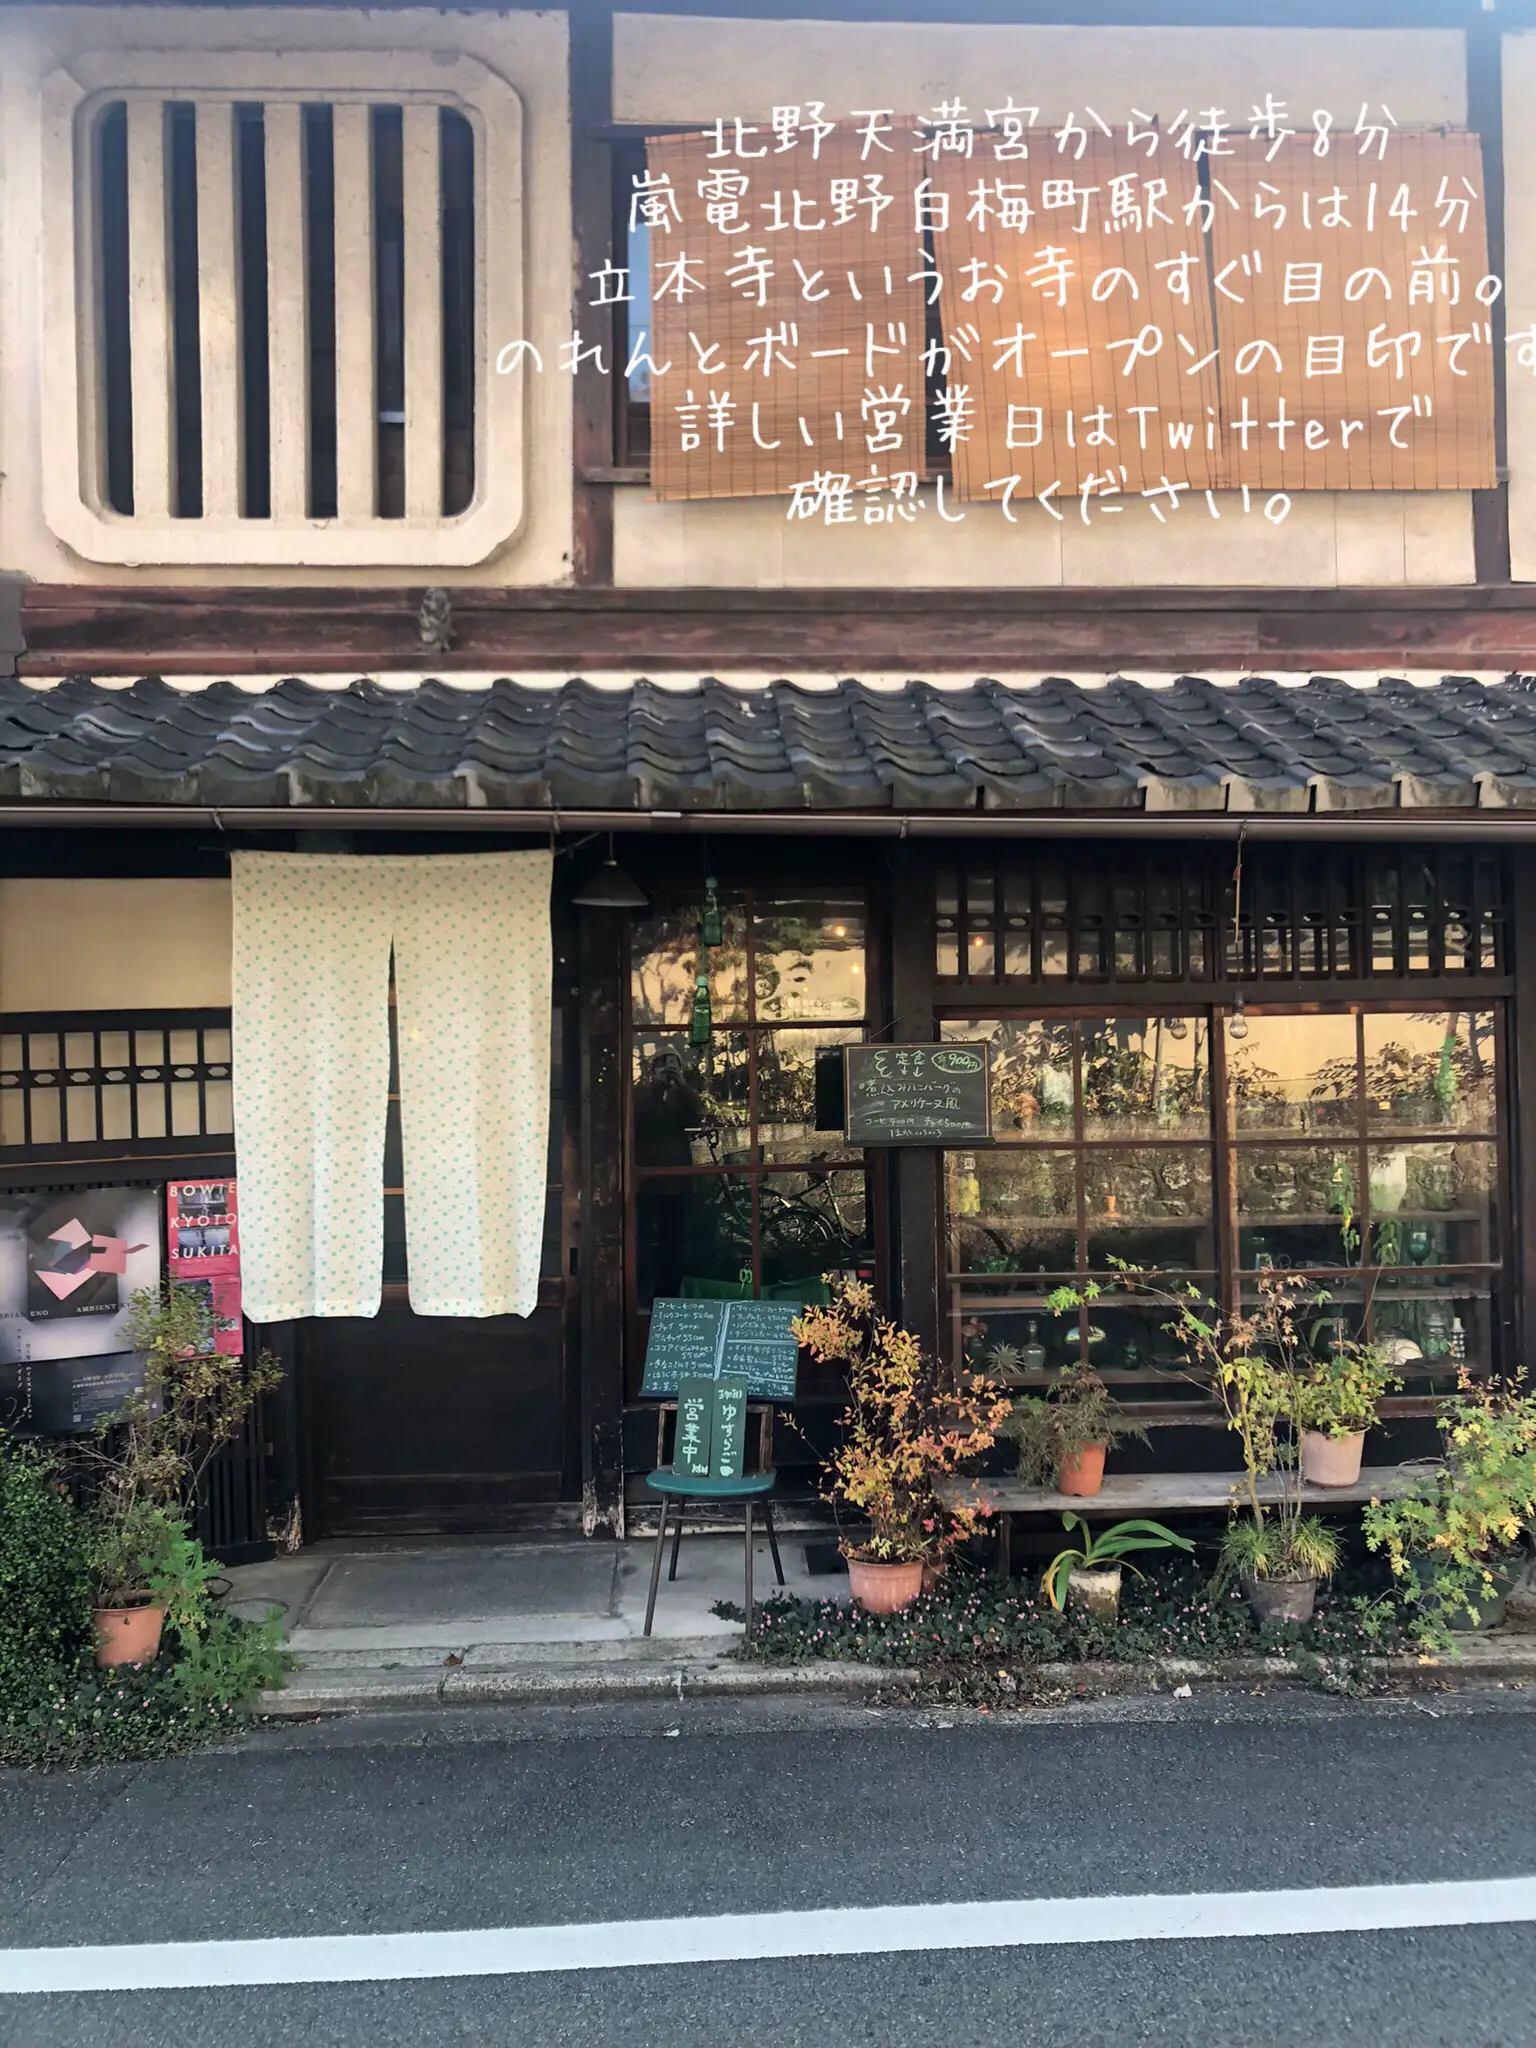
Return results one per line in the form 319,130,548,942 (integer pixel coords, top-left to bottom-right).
230,851,554,1322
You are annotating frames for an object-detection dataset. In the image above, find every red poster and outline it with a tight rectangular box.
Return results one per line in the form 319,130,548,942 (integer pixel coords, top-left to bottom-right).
166,1180,243,1357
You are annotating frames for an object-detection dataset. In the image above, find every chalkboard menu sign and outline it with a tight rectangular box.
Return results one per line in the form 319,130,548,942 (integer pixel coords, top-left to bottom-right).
843,1042,992,1145
641,1298,801,1401
712,1376,750,1479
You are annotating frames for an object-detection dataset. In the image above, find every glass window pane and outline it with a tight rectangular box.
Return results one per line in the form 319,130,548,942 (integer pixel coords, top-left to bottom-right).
753,899,865,1022
630,905,747,1028
1236,1143,1363,1268
1369,1140,1497,1268
947,1148,1077,1273
943,1018,1075,1138
635,1174,754,1310
1228,1011,1359,1135
1081,1018,1211,1140
65,1086,98,1143
632,1031,750,1168
758,1168,870,1293
1362,1009,1497,1134
1084,1146,1214,1270
757,1028,862,1165
1370,1275,1494,1380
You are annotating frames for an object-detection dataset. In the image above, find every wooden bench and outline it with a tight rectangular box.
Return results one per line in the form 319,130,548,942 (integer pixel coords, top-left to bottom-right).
935,1466,1423,1578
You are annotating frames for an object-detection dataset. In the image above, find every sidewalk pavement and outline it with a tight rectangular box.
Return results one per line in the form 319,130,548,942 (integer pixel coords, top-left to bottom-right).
225,1531,870,1716
226,1535,1536,1720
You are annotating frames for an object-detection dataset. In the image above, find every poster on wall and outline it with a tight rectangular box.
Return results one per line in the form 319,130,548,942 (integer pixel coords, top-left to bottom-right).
166,1179,243,1357
0,1187,162,1433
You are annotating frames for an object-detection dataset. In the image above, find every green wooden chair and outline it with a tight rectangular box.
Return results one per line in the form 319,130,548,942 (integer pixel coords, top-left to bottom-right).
643,1401,784,1635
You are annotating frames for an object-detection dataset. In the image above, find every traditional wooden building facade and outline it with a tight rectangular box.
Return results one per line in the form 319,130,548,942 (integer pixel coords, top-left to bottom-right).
3,0,1536,1554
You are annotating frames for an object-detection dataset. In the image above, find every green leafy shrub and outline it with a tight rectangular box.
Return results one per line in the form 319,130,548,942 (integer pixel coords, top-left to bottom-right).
0,1430,292,1769
0,1434,93,1722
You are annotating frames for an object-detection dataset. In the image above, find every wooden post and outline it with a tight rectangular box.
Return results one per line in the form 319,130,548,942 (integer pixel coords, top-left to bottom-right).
1510,851,1536,1371
578,903,626,1532
888,843,940,1358
570,3,616,585
1468,10,1510,585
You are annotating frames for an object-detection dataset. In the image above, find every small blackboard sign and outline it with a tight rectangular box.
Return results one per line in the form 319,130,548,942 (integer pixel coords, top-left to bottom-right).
843,1042,992,1145
641,1297,801,1401
674,1378,715,1476
712,1376,750,1479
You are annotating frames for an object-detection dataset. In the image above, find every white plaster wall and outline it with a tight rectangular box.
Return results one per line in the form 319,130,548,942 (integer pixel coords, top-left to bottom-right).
0,879,232,1008
1505,30,1536,583
0,5,572,588
612,13,1476,591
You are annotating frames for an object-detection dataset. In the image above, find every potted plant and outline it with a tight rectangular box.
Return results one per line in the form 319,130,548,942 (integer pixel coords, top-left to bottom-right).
796,1279,1010,1614
82,1282,282,1663
87,1496,220,1667
1295,1338,1401,1489
1094,1268,1341,1623
1041,1513,1196,1622
1363,1371,1536,1647
1001,1358,1148,1498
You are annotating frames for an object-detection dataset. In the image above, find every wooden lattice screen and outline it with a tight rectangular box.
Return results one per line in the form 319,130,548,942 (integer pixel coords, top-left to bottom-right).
1210,132,1495,492
936,135,1222,500
645,127,929,500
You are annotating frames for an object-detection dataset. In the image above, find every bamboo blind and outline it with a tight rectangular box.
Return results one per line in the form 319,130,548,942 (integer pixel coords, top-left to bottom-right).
646,129,928,501
1210,132,1494,492
935,136,1222,503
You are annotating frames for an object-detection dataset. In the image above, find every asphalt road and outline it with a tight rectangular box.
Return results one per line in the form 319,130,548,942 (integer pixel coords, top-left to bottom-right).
3,1686,1536,2046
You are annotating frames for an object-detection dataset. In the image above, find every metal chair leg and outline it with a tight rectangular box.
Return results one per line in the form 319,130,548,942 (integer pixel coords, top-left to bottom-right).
763,1502,785,1586
668,1496,685,1582
744,1501,754,1634
644,1497,670,1638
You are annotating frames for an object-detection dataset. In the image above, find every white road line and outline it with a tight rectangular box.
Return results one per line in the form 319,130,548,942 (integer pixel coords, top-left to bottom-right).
3,1878,1535,1995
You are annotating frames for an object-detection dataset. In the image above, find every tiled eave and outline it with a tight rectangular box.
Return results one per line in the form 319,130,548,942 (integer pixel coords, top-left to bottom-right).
3,673,1536,816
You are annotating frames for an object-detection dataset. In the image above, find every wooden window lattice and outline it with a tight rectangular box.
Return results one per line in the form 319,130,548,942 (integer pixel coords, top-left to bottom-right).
0,1012,234,1154
936,850,1506,987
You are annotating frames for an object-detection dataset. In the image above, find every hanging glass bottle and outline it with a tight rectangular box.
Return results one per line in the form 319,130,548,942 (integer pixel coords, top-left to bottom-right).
701,876,724,950
688,972,713,1047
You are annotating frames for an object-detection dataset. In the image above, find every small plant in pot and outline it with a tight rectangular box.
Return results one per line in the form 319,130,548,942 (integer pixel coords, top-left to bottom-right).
1000,1357,1148,1499
87,1496,220,1668
1363,1370,1536,1649
1041,1513,1195,1623
796,1279,1010,1614
1295,1337,1401,1489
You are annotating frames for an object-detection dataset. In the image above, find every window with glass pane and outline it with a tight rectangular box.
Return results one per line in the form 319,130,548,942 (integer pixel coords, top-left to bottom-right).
1225,1006,1501,1384
628,890,875,1382
943,1016,1215,1391
943,1001,1506,1402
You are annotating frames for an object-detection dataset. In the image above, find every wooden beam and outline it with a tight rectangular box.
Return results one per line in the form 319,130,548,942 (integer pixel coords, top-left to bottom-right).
1468,11,1511,585
569,4,615,585
578,903,626,1532
20,582,1536,678
887,842,941,1360
1511,851,1536,1371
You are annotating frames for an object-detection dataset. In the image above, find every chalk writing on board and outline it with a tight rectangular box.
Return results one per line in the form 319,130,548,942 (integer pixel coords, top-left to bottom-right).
642,1297,801,1400
712,1376,750,1480
843,1042,992,1146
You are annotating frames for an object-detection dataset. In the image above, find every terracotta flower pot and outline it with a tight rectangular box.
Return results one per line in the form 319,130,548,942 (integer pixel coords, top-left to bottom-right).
1057,1444,1107,1497
1301,1429,1366,1489
1067,1564,1122,1623
1240,1573,1318,1626
93,1602,166,1668
846,1557,925,1615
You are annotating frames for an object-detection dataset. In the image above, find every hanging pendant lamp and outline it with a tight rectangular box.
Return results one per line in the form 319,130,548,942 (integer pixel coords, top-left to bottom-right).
573,834,648,909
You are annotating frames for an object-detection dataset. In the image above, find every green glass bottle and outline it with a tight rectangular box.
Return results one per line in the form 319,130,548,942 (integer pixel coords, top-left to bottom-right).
688,973,713,1047
701,876,724,949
